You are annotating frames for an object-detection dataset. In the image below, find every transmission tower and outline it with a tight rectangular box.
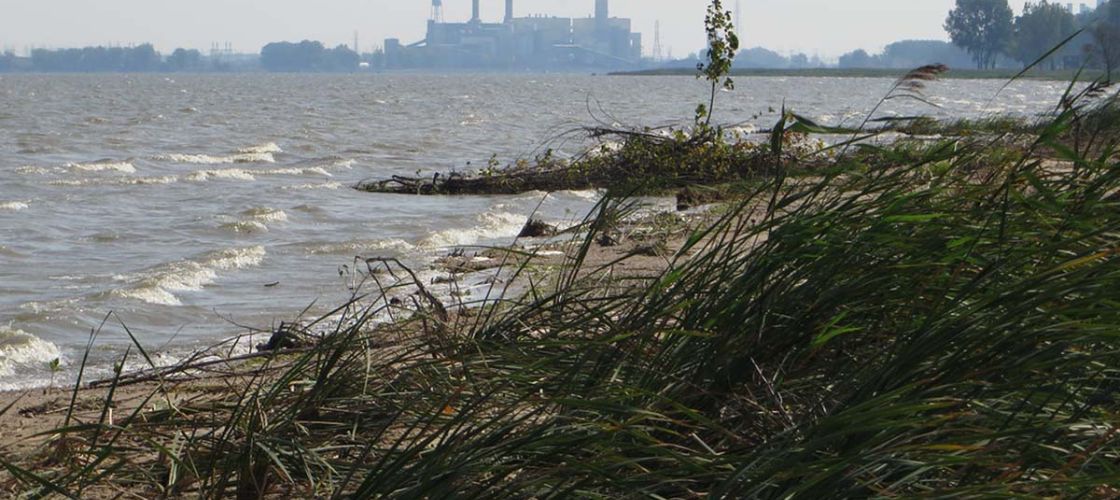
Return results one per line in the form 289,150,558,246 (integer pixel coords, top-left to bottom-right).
652,21,663,62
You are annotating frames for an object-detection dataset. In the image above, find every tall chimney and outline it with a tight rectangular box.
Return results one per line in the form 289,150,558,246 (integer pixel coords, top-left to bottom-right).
596,0,609,25
472,0,481,22
505,0,514,23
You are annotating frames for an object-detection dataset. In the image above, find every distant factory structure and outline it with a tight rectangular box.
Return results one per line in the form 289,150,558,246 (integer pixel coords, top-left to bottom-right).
384,0,643,69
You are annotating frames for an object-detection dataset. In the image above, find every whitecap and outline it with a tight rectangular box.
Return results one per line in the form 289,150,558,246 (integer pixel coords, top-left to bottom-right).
49,176,179,187
66,161,136,174
558,189,604,201
727,125,758,136
0,201,28,211
112,246,266,306
241,207,288,223
281,181,344,191
157,152,276,165
305,238,415,256
0,326,61,379
123,175,179,185
49,179,93,187
420,211,527,249
15,166,52,175
186,169,257,182
261,166,333,177
220,221,270,234
237,142,283,154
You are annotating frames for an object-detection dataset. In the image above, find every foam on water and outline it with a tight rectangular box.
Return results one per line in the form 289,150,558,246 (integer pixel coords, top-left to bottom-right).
727,125,759,136
237,142,283,154
305,238,416,256
49,175,180,187
112,246,267,306
67,160,137,174
267,166,333,177
125,175,179,185
559,189,603,201
184,166,331,182
157,152,276,165
281,181,344,191
420,210,527,249
16,166,52,175
242,207,288,223
186,169,258,182
0,201,29,211
220,221,270,234
0,326,61,380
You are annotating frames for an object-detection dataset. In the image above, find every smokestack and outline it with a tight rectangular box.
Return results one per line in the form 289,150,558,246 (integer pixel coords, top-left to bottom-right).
505,0,514,23
472,0,480,22
596,0,609,24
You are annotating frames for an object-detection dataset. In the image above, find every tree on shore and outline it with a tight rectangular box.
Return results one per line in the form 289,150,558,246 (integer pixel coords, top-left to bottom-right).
30,45,162,72
1013,1,1076,69
260,40,359,72
166,48,203,71
696,0,738,125
945,0,1014,69
1089,0,1120,78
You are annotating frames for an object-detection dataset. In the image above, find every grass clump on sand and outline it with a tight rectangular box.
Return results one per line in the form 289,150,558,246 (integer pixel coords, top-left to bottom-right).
5,4,1120,495
4,75,1120,498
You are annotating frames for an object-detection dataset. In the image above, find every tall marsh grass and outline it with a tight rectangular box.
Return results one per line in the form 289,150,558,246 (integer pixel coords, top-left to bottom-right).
4,84,1120,498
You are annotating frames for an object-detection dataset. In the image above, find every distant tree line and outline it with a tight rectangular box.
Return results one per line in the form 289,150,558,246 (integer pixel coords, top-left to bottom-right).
30,44,161,72
838,40,975,69
943,0,1120,74
0,45,216,72
260,41,359,72
0,39,368,73
734,47,826,69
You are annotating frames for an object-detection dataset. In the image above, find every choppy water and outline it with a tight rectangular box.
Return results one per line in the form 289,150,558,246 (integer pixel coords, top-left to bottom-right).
0,73,1077,389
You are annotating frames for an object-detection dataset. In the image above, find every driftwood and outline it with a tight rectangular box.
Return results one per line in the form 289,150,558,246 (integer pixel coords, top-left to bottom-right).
88,346,319,389
355,125,815,197
356,169,608,196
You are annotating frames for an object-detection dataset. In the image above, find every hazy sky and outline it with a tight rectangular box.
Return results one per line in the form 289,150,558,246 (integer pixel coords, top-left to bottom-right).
0,0,1024,59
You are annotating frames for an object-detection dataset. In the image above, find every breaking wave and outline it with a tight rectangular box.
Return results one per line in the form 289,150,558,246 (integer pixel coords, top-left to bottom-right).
185,167,331,182
111,246,267,306
220,221,270,234
156,152,276,165
0,201,29,211
238,143,283,154
186,169,259,182
15,166,52,175
0,326,61,380
281,181,344,191
242,207,289,223
305,238,416,256
50,175,180,187
419,210,527,249
66,160,137,174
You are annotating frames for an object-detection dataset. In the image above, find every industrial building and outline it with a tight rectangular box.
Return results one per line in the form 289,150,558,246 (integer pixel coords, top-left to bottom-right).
384,0,643,69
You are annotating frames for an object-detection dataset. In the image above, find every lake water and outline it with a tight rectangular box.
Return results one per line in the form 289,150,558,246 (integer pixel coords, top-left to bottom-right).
0,73,1077,389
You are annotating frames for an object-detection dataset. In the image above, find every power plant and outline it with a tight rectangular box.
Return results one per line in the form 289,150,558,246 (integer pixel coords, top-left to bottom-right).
384,0,643,69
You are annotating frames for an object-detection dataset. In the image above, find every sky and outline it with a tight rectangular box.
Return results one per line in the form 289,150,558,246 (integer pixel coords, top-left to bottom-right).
0,0,1037,60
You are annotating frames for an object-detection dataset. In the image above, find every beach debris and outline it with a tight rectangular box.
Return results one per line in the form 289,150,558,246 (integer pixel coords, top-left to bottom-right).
258,322,314,352
518,218,557,238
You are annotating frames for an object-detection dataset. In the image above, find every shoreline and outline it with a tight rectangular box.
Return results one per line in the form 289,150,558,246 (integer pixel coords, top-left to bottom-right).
3,77,1119,495
611,66,1106,81
0,203,702,453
